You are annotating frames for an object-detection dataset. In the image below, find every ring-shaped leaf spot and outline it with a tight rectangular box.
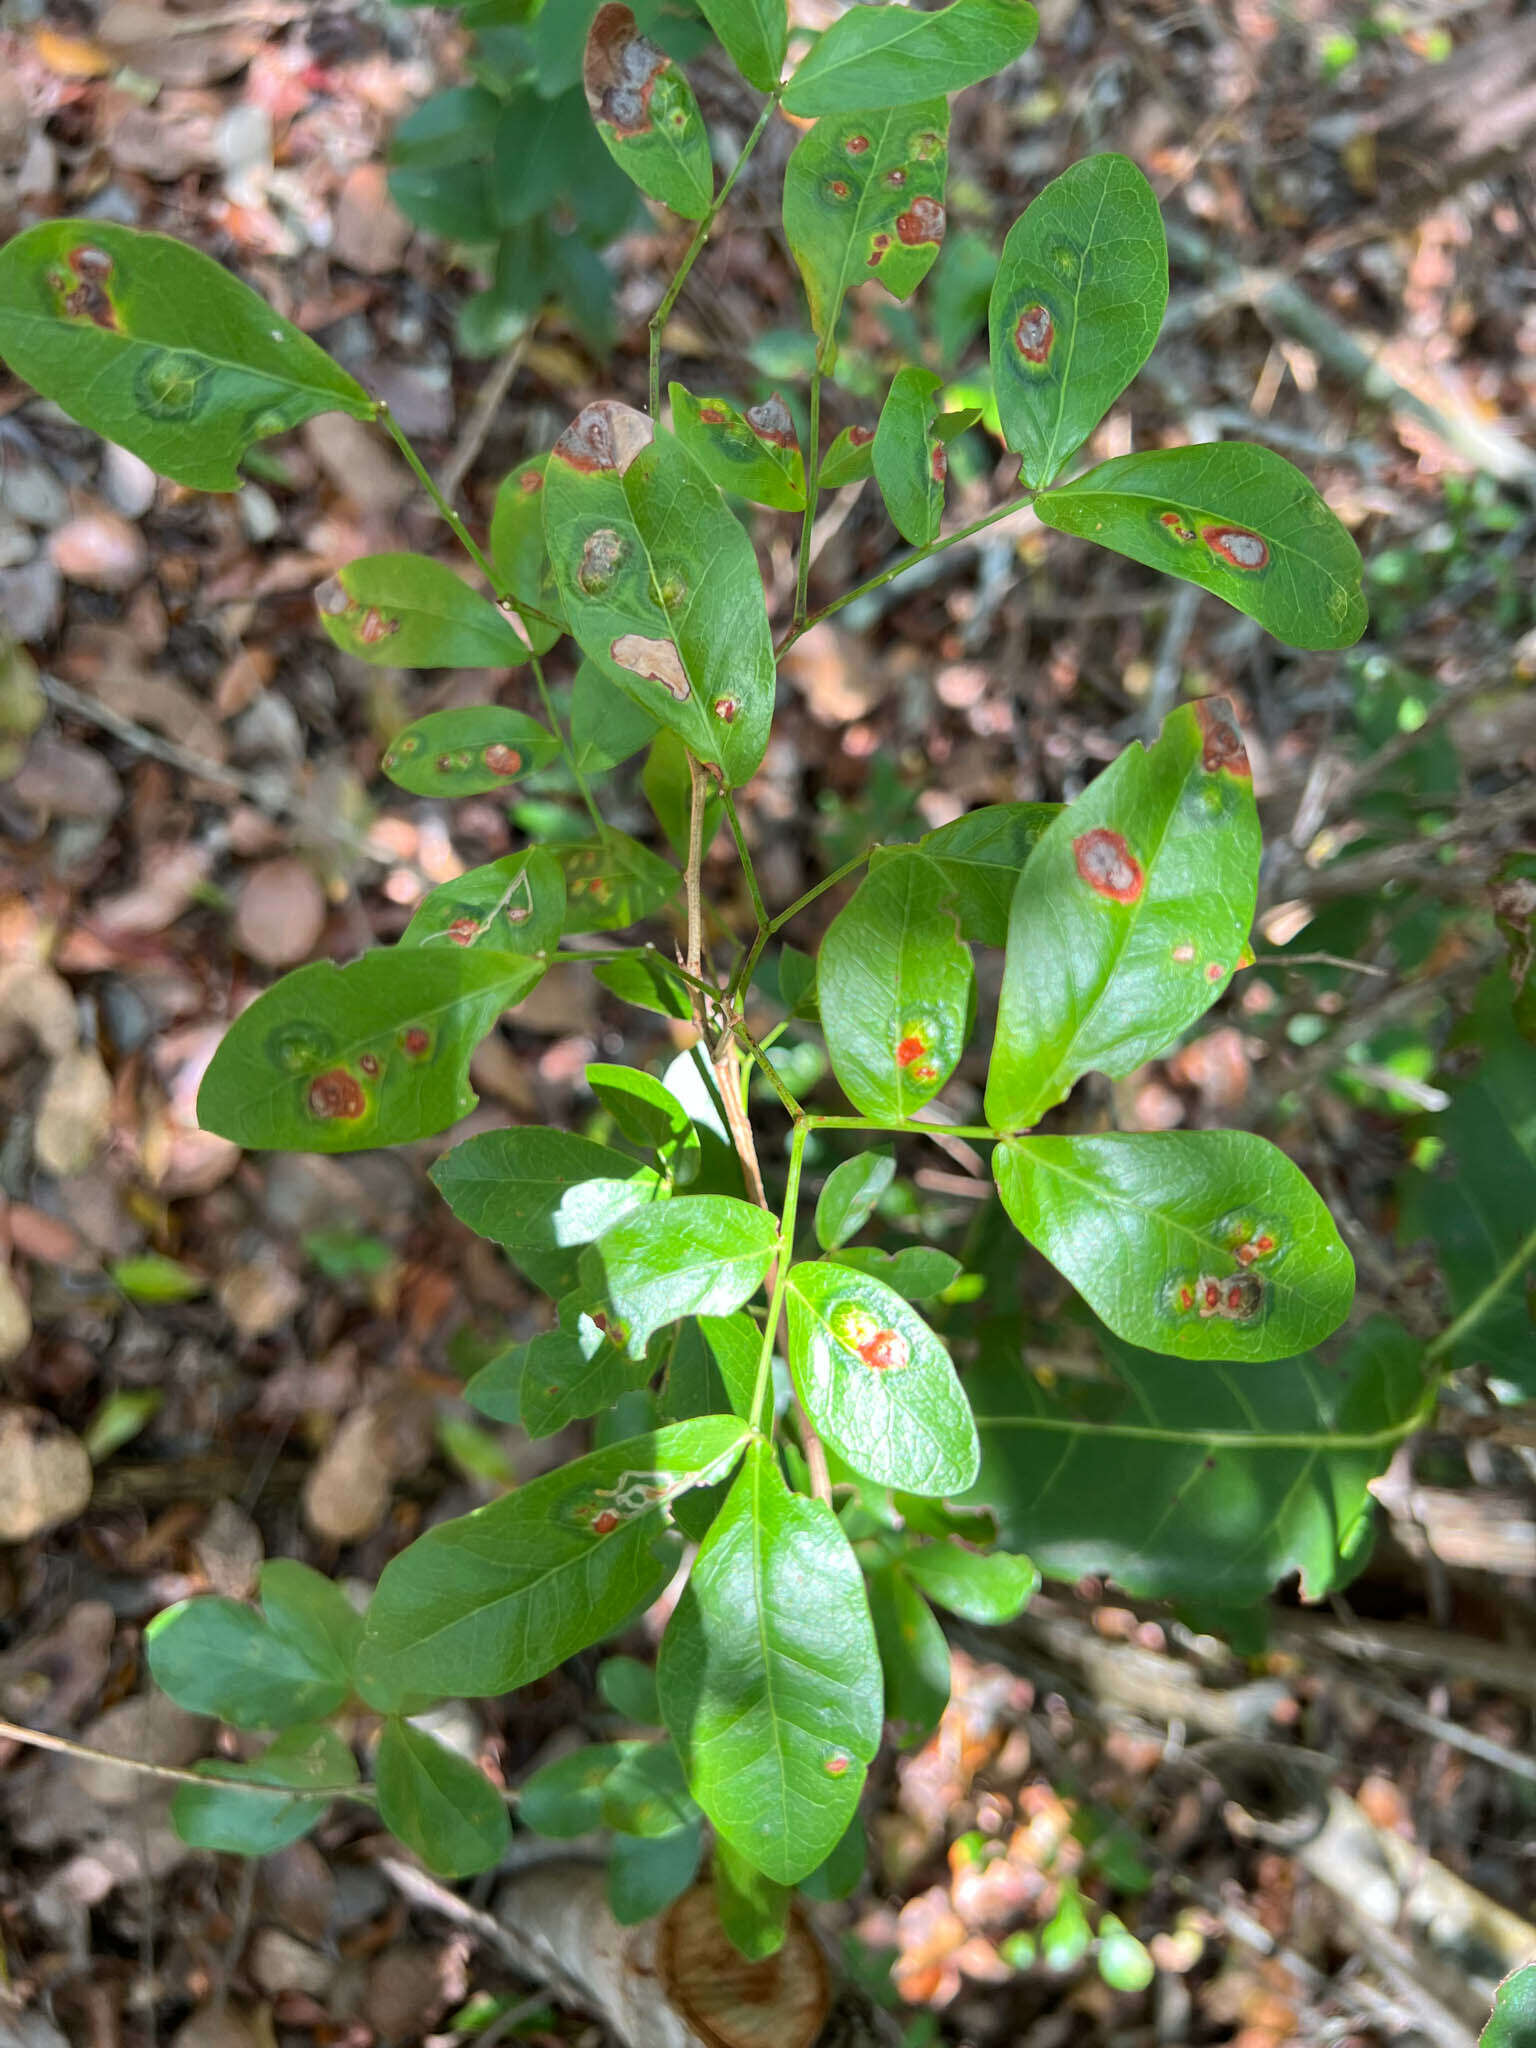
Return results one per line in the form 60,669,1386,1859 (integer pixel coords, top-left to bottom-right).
543,401,775,786
170,1725,360,1858
380,709,560,798
985,700,1259,1132
819,422,879,488
555,831,680,935
990,154,1168,488
490,456,566,654
145,1597,350,1730
374,1718,512,1879
357,1418,750,1699
873,366,947,545
198,948,543,1154
819,848,974,1123
584,5,714,220
431,1126,667,1255
864,1562,951,1748
782,101,950,347
967,1317,1430,1609
898,1542,1039,1624
1035,442,1367,651
570,660,661,775
903,800,1061,947
695,0,787,90
659,1439,883,1886
786,1262,978,1497
994,1130,1355,1362
833,1244,961,1302
669,384,806,510
815,1151,896,1252
316,554,530,669
401,848,566,958
586,1062,700,1184
593,1196,779,1355
782,0,1039,116
0,222,373,492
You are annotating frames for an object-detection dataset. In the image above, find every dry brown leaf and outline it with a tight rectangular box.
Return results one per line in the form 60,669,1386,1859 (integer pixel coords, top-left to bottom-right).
0,1404,93,1541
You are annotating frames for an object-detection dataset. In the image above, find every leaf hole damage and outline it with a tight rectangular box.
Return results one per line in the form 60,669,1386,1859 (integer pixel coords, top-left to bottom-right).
1073,828,1144,904
896,196,945,246
584,3,667,137
1015,303,1054,365
830,1302,911,1372
1202,524,1269,571
1194,698,1252,778
611,634,689,701
553,401,653,476
308,1069,368,1121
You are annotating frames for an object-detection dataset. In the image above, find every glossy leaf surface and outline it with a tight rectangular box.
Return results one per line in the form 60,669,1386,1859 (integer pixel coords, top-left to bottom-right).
714,1837,791,1960
170,1725,359,1857
358,1419,750,1699
0,221,372,491
543,402,774,784
873,366,946,545
317,555,528,669
489,455,565,654
696,0,787,89
380,708,560,796
815,1151,895,1252
258,1560,362,1686
899,1542,1039,1623
783,0,1039,117
783,101,949,345
865,1562,950,1747
517,1324,656,1439
819,848,973,1121
595,1196,779,1353
556,831,679,934
834,1243,961,1301
584,5,714,221
432,1127,665,1255
660,1441,882,1884
146,1596,349,1730
670,384,805,510
985,700,1260,1131
969,1318,1430,1607
1036,443,1368,650
907,800,1061,946
587,1061,699,1183
199,949,541,1153
786,1262,978,1496
995,1131,1356,1362
402,848,566,957
990,154,1167,487
375,1718,511,1878
1480,1966,1536,2048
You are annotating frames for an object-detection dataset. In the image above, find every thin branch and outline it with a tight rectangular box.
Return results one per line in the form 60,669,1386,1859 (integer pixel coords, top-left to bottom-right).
0,1715,341,1797
792,362,823,629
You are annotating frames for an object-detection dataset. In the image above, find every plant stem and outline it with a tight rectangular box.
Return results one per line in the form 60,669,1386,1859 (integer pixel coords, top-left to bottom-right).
736,1025,804,1122
0,1715,354,1798
649,92,781,417
684,752,708,996
549,945,718,1003
1425,1220,1536,1366
808,1114,999,1142
751,1119,806,1434
777,487,1037,656
731,842,878,1002
792,362,824,628
530,654,607,839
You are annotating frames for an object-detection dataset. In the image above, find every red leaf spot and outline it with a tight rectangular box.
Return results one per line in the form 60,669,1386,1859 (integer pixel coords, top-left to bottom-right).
1073,828,1143,904
1172,943,1196,963
896,196,945,246
1200,1280,1222,1315
845,134,870,154
591,1509,621,1536
929,441,947,484
1176,1284,1196,1312
849,425,876,446
447,917,480,947
858,1328,910,1372
824,1753,851,1777
712,696,737,722
828,179,851,200
896,1033,929,1069
1015,304,1054,364
482,742,524,778
401,1027,431,1057
519,469,543,493
1254,1232,1277,1254
308,1069,366,1120
1202,524,1269,571
699,405,728,425
1194,698,1252,778
1206,962,1224,982
1158,509,1196,542
913,1063,936,1084
358,1052,381,1077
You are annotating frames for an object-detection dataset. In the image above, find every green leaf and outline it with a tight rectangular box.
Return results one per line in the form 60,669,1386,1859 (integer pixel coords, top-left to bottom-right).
317,555,529,669
609,1819,703,1922
357,1419,750,1699
797,1813,866,1901
834,1244,962,1301
145,1595,349,1731
82,1389,162,1462
594,1196,779,1353
490,456,565,654
587,1061,700,1183
170,1725,360,1858
380,709,560,797
714,1835,791,1960
1035,443,1367,651
0,222,373,492
1042,1882,1092,1972
1480,1965,1536,2048
907,800,1061,946
600,1739,698,1836
783,0,1039,116
786,1262,978,1496
519,1742,636,1836
818,422,879,488
782,102,950,346
670,385,806,510
695,0,787,90
198,948,542,1153
899,1541,1038,1623
584,5,714,221
516,1324,656,1439
873,366,947,545
659,1440,883,1885
259,1559,363,1687
990,154,1167,488
375,1718,512,1878
819,848,974,1122
815,1151,896,1252
599,1654,662,1725
433,1126,666,1256
108,1253,205,1303
865,1562,950,1747
593,953,693,1019
969,1317,1430,1607
643,727,724,861
699,1311,764,1423
463,1344,524,1426
555,831,680,933
984,700,1260,1131
402,849,566,958
570,660,661,774
995,1131,1355,1362
1097,1914,1155,1993
543,402,775,785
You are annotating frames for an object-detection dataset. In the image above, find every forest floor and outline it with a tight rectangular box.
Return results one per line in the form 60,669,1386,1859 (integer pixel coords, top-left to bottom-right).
1,1,1535,2045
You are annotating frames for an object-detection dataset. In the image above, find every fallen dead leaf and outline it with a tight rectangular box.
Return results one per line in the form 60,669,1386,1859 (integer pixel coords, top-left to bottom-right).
233,856,327,966
48,508,149,592
0,1404,93,1541
0,1262,32,1363
70,1694,208,1806
34,1046,114,1176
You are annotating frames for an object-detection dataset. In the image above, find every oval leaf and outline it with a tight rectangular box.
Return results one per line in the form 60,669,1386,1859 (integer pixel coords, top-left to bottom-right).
317,554,529,669
594,1195,779,1354
783,0,1039,116
865,1562,950,1747
984,699,1259,1132
516,1325,656,1440
198,949,542,1153
670,384,805,510
820,848,974,1122
146,1598,349,1730
571,659,660,774
556,830,680,934
899,1542,1039,1623
0,221,373,492
696,0,787,90
381,709,560,796
431,1126,666,1253
402,848,566,956
543,402,775,785
910,800,1061,946
375,1718,511,1879
990,154,1168,488
994,1130,1356,1361
814,1150,896,1252
489,455,565,654
171,1725,359,1858
786,1261,978,1497
873,366,947,545
584,4,714,221
659,1440,883,1886
1035,443,1368,650
819,422,878,488
782,102,950,347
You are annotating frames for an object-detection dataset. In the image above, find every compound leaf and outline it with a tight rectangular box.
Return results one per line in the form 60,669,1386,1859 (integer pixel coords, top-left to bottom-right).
873,365,947,545
907,800,1061,946
696,0,787,90
402,848,566,957
317,555,528,669
375,1718,511,1878
380,708,560,796
595,1196,779,1353
783,0,1039,117
584,4,714,221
